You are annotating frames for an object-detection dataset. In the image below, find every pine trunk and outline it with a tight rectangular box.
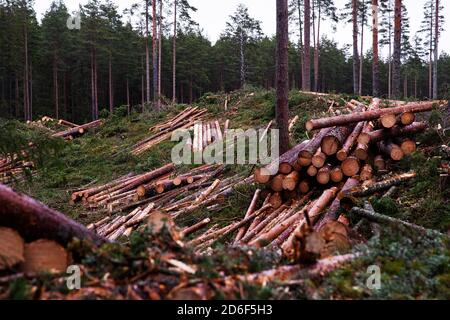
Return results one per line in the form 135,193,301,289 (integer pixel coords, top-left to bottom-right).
172,0,177,103
276,0,290,155
303,0,311,91
392,0,402,98
352,0,359,94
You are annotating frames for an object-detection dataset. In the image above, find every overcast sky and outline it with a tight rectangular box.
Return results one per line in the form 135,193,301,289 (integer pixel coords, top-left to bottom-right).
33,0,450,57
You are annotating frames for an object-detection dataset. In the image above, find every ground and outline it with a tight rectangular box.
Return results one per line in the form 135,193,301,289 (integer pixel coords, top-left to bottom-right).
1,88,449,299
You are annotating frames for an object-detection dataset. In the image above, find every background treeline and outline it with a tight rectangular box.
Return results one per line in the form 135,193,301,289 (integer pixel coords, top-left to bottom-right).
0,0,448,123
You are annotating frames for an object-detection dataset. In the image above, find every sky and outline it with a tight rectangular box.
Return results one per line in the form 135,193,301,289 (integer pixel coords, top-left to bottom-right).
33,0,450,57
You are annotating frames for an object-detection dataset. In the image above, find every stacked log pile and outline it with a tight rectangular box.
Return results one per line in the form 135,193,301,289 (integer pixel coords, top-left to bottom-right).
83,163,255,240
131,107,210,156
0,155,34,185
186,98,442,259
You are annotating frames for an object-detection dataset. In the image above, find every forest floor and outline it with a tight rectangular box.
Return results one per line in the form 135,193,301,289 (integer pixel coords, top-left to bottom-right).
1,88,450,300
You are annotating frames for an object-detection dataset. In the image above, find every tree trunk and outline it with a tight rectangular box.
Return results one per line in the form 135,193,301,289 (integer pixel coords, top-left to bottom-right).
392,0,402,98
53,53,59,119
0,184,105,246
302,0,311,91
433,0,439,99
24,19,30,121
297,0,304,89
306,102,434,131
152,0,158,105
240,29,245,88
127,78,130,116
157,0,163,110
276,0,290,155
146,0,151,104
314,4,321,92
359,4,365,96
172,0,177,103
352,0,359,94
109,54,113,114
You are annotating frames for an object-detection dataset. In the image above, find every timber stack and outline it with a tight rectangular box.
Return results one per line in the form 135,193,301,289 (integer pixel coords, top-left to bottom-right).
131,107,210,155
0,155,34,185
187,98,444,260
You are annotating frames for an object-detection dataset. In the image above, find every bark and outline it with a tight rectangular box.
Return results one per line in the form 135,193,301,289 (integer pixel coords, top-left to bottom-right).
306,102,435,131
368,122,428,143
23,240,68,275
0,184,105,246
157,0,163,110
313,3,321,92
276,0,290,154
172,0,177,103
433,0,439,100
372,0,380,96
181,218,211,238
52,120,103,139
352,0,359,94
109,55,113,114
321,126,353,156
298,127,333,163
152,0,158,105
53,52,59,119
392,0,402,98
337,121,365,161
234,189,261,243
303,0,311,91
146,1,151,104
297,0,304,89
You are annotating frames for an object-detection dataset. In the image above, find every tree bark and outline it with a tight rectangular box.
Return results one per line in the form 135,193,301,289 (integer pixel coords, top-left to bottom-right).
306,101,434,131
352,0,359,94
152,0,158,105
276,0,290,155
157,0,163,110
172,0,177,103
297,0,304,89
302,0,311,91
53,52,59,119
0,185,105,246
433,0,439,100
146,0,151,104
372,0,380,96
392,0,402,98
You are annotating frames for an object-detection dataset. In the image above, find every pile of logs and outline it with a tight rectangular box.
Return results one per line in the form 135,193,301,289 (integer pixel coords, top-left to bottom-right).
0,184,104,275
131,107,210,156
192,120,228,153
0,156,34,185
26,116,103,141
51,119,103,140
186,98,442,258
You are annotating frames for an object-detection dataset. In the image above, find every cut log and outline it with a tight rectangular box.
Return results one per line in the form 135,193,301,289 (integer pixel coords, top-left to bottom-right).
306,101,435,131
315,178,359,230
337,122,365,161
400,112,415,125
58,119,79,128
52,119,103,139
0,184,105,246
282,187,339,255
307,165,318,177
357,121,375,145
269,193,283,209
341,156,360,177
369,122,428,143
298,128,333,165
234,189,261,243
282,171,300,191
380,113,397,128
298,180,310,194
330,167,344,183
0,227,25,271
270,174,285,192
339,172,416,199
317,164,332,185
312,148,326,168
181,218,211,238
360,164,374,181
378,141,404,161
255,140,310,182
355,142,369,161
321,126,353,156
351,208,442,236
374,155,386,171
396,138,417,156
22,240,69,274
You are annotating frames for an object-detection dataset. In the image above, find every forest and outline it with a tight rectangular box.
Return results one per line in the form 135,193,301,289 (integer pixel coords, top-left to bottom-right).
0,0,449,123
0,0,449,304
